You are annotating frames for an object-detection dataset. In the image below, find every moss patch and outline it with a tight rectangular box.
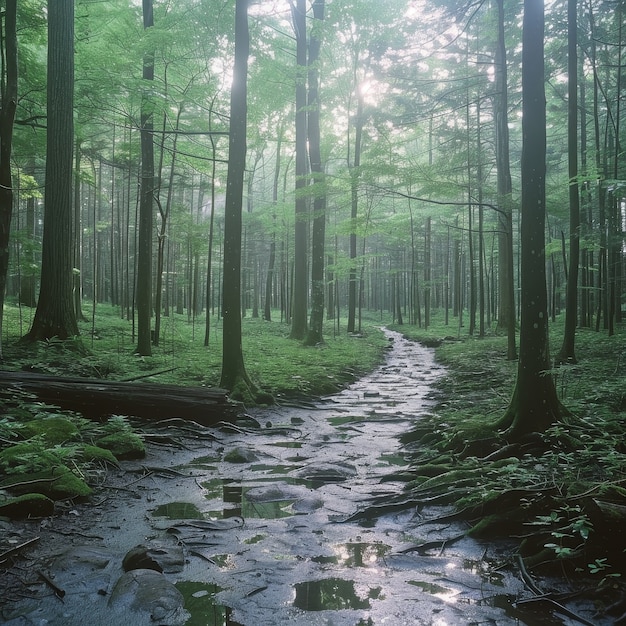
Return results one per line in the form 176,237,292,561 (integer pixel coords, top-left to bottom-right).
22,416,79,444
1,466,91,499
78,444,118,465
96,432,145,460
0,493,55,519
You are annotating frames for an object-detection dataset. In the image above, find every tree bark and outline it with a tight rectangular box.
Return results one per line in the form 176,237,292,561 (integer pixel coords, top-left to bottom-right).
494,0,517,360
499,0,562,438
220,0,256,397
0,0,18,356
305,0,326,346
22,0,79,343
289,0,308,340
135,0,155,356
557,0,580,363
0,371,238,425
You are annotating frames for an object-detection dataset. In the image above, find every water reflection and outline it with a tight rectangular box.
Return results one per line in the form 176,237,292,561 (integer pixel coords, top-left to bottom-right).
152,501,205,519
175,581,242,626
293,578,382,611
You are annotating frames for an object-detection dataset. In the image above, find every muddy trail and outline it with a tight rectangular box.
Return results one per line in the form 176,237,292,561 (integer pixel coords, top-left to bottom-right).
1,330,603,625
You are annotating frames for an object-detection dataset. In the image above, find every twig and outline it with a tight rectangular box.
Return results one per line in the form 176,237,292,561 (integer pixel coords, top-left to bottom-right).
516,555,596,626
0,537,40,564
37,571,65,600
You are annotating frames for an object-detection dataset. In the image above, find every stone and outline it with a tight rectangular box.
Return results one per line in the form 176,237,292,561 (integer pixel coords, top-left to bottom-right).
108,568,188,624
0,493,54,519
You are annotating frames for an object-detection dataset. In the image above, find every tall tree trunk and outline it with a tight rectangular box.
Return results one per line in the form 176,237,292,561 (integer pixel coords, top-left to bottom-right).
424,217,431,330
305,0,326,346
73,139,86,321
136,0,155,356
154,106,182,346
0,0,17,356
220,0,259,399
557,0,580,362
289,0,308,340
22,0,79,343
499,0,562,438
347,85,363,334
19,161,37,309
263,129,282,322
494,0,516,359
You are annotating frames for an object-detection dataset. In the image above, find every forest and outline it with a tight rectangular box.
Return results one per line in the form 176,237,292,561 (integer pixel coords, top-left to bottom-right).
0,0,625,624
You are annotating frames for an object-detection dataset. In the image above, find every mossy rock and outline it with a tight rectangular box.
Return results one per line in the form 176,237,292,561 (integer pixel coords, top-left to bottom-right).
22,416,79,444
96,432,145,460
0,493,55,519
48,466,92,499
1,466,91,500
78,444,119,465
223,446,258,463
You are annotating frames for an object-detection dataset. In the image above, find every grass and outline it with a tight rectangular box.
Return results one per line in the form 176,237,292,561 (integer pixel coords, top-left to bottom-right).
1,302,391,398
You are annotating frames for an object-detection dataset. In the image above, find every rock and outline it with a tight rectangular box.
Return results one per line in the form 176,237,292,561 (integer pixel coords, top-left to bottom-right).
21,416,80,444
1,466,91,500
297,461,357,484
96,432,145,460
0,493,54,518
123,542,184,574
108,568,188,624
223,447,258,463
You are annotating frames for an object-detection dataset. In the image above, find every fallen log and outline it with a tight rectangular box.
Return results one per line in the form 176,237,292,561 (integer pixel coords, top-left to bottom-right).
0,370,241,426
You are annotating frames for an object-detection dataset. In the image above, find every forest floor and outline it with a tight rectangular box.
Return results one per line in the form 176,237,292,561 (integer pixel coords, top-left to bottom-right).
0,309,624,624
0,323,622,625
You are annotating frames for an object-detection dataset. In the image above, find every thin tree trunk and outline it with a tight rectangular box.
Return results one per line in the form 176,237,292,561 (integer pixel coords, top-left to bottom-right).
557,0,580,363
136,0,155,356
494,0,516,359
289,0,308,340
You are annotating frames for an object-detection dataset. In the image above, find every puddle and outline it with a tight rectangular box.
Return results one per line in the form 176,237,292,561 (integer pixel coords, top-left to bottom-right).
408,579,457,599
175,582,242,625
187,455,221,470
376,452,408,466
152,501,205,520
204,482,299,519
292,578,383,611
209,554,237,568
311,542,390,567
334,542,390,568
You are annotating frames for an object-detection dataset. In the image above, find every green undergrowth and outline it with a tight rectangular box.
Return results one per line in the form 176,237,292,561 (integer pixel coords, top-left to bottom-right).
0,394,143,517
388,313,626,594
2,303,389,399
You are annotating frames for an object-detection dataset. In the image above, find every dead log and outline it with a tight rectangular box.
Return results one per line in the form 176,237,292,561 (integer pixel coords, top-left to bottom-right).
0,370,241,426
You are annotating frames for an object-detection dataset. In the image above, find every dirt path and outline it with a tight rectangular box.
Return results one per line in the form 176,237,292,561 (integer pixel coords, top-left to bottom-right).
0,331,603,625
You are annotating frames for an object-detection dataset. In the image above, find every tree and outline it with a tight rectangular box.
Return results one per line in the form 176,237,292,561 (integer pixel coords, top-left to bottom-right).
289,0,308,340
22,0,79,343
493,0,517,360
304,0,326,346
499,0,562,438
557,0,580,363
136,0,155,356
220,0,260,399
0,0,17,357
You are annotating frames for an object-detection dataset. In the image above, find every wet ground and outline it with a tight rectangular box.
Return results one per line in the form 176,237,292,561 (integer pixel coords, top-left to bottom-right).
0,331,606,625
